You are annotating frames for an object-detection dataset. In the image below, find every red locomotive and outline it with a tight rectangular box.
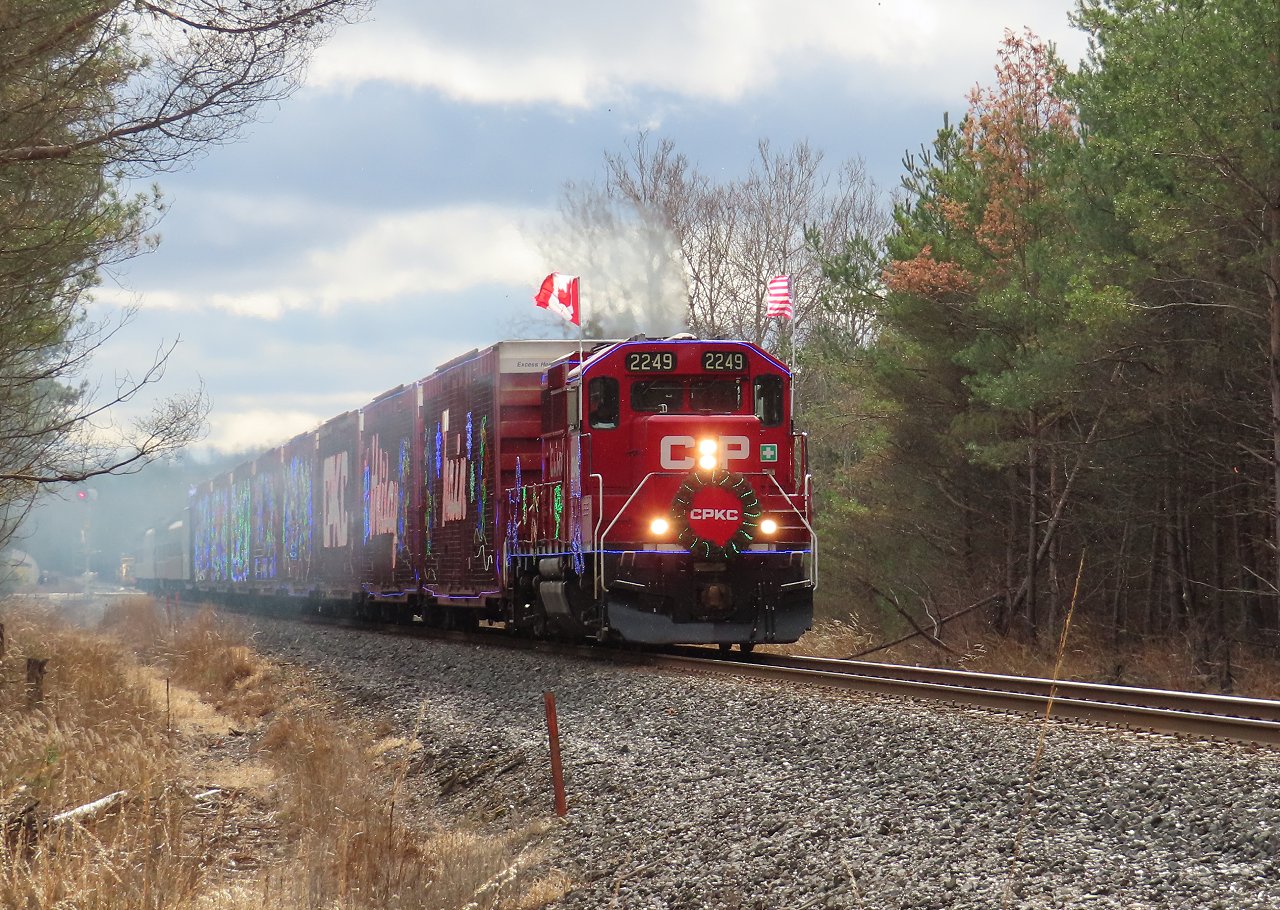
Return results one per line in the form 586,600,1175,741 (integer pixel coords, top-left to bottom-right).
141,336,815,648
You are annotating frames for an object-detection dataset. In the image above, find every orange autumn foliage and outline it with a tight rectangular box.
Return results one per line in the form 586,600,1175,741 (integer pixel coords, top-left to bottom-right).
884,245,973,298
962,29,1077,259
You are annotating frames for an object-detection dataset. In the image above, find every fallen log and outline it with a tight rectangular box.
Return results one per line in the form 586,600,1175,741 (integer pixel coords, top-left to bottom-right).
846,594,1001,659
49,790,128,827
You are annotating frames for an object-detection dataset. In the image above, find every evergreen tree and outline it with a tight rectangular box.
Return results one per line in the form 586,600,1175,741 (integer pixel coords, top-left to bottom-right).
1070,0,1280,626
859,31,1129,639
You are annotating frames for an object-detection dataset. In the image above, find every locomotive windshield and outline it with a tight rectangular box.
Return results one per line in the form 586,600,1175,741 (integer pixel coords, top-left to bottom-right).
631,379,683,412
689,379,741,412
631,378,742,414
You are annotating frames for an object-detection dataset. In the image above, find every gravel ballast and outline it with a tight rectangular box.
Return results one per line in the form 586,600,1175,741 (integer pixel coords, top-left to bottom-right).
248,619,1280,910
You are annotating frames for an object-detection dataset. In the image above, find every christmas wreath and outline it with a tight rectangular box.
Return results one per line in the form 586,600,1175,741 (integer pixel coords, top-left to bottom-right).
670,469,761,559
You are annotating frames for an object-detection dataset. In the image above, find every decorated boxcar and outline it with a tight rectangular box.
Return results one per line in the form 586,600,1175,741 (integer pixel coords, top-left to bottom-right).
139,336,815,648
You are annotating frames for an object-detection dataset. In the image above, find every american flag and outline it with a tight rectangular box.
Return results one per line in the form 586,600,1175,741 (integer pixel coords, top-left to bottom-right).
766,275,793,319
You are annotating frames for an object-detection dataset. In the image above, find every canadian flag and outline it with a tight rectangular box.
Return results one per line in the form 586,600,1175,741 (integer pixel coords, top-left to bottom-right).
534,272,581,326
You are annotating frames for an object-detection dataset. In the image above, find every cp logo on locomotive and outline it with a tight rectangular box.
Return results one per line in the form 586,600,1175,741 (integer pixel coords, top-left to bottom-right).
659,435,750,470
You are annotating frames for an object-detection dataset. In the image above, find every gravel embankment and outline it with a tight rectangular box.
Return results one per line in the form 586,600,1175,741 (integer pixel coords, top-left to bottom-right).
247,619,1280,910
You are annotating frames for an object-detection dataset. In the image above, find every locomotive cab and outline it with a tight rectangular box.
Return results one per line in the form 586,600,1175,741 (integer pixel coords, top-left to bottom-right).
513,336,815,647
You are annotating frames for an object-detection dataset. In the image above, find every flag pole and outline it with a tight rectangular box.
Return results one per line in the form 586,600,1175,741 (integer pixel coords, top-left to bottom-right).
577,282,584,429
790,276,798,420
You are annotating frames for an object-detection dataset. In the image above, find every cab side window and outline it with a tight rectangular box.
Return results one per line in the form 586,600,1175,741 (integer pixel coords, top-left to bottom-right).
588,376,619,429
753,375,784,427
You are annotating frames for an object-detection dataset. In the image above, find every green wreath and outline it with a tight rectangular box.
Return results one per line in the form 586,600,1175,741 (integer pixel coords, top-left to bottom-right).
670,469,761,559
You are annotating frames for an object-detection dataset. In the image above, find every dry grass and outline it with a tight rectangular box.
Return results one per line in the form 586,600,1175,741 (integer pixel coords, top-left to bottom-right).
0,596,572,910
1089,633,1280,698
0,602,197,909
765,615,875,658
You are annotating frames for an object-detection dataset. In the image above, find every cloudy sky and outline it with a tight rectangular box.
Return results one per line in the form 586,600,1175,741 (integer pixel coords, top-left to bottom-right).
90,0,1090,456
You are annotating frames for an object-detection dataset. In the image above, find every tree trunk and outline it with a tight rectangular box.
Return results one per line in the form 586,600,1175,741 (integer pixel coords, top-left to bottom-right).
1268,200,1280,622
1177,484,1195,628
1111,516,1132,647
1161,485,1180,631
1212,498,1232,692
1047,441,1061,639
1002,470,1018,635
1003,405,1105,625
1026,415,1039,640
1143,520,1160,636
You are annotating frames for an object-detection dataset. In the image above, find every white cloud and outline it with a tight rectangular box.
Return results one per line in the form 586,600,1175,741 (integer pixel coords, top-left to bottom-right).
301,207,548,306
306,0,1089,106
202,408,329,453
100,197,554,319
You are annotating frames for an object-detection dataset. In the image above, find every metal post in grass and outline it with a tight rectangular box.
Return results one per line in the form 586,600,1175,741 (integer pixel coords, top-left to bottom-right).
25,657,47,708
543,691,568,817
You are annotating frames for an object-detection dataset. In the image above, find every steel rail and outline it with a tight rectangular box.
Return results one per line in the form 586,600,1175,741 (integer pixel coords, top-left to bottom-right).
669,648,1280,722
646,649,1280,746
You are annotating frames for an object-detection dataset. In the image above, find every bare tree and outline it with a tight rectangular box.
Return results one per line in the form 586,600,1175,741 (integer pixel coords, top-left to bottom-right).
0,1,365,170
0,0,367,550
590,133,888,354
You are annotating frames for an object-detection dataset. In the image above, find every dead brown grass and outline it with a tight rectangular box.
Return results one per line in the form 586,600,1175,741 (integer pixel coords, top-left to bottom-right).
0,596,573,910
766,616,875,658
0,603,199,909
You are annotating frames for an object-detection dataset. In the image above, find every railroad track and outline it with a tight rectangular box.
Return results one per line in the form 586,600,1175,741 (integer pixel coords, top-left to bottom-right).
650,647,1280,746
254,603,1280,746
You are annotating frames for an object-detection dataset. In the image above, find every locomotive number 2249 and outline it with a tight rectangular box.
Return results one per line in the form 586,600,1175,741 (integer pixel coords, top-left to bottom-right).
625,351,676,372
702,351,746,372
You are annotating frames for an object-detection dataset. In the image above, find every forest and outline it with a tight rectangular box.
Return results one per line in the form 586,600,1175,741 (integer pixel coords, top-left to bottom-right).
842,1,1280,682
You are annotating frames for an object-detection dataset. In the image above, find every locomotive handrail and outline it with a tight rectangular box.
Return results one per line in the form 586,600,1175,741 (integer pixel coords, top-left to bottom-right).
596,470,684,592
763,471,818,591
591,471,603,599
592,472,604,542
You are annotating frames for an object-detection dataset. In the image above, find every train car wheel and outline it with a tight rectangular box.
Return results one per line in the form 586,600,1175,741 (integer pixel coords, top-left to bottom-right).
516,600,549,638
739,642,755,654
524,613,548,639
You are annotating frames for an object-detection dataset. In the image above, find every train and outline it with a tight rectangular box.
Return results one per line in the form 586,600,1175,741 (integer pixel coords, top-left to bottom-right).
137,335,816,649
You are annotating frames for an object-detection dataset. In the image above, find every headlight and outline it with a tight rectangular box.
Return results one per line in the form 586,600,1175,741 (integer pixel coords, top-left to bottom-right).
698,438,717,455
698,454,717,470
760,518,778,535
650,517,670,535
